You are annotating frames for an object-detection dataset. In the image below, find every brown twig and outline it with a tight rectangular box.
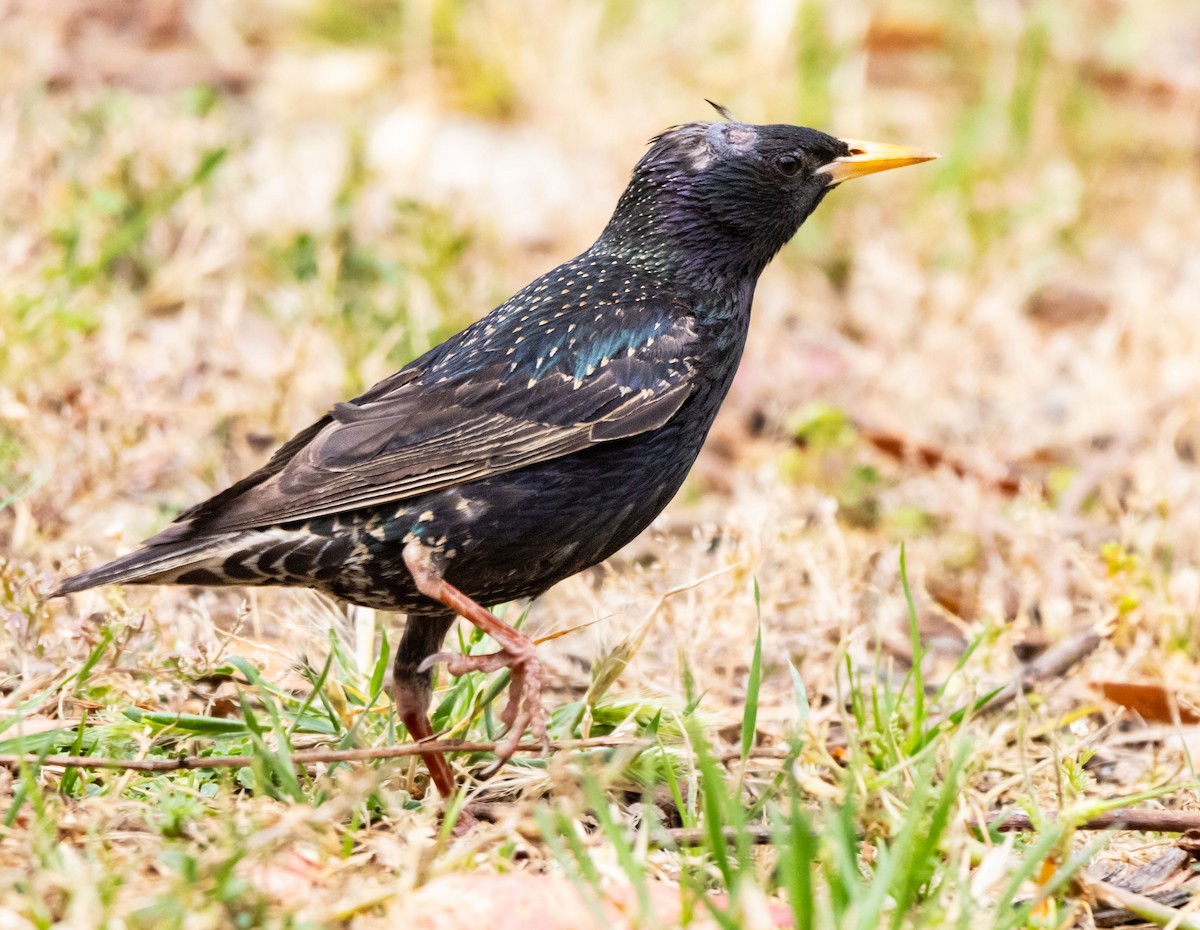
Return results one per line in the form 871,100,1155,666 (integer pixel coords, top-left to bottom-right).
988,809,1200,834
0,732,800,774
667,806,1200,848
1091,879,1200,930
666,825,776,846
0,736,649,773
978,628,1103,716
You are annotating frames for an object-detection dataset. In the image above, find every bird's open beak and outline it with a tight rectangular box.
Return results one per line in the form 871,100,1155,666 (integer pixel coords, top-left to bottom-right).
817,139,938,185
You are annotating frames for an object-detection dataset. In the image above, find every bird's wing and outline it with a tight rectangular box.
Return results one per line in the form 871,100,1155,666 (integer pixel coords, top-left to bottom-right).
162,304,699,537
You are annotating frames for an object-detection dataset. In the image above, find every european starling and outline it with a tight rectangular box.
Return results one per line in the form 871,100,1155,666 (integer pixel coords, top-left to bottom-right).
54,114,934,796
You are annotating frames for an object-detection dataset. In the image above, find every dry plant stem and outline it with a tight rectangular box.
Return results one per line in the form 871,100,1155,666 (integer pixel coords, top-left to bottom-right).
0,737,793,774
0,736,642,773
666,826,789,846
989,809,1200,834
668,807,1200,847
978,628,1103,716
1092,880,1200,930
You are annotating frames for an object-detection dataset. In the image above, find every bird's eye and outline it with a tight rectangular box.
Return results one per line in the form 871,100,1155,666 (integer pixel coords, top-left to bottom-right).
775,154,803,177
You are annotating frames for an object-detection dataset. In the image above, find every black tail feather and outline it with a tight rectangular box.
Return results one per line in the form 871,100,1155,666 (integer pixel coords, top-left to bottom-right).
51,535,245,597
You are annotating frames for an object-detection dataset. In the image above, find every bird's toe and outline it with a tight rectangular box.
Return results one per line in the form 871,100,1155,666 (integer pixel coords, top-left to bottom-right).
419,649,513,677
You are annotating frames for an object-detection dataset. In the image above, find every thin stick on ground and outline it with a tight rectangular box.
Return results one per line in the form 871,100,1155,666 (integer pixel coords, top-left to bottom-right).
988,809,1200,834
0,733,794,774
1091,880,1200,930
0,735,648,773
665,807,1200,847
978,628,1103,716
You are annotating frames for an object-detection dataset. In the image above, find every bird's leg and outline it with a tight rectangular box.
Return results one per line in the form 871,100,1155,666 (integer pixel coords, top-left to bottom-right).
392,610,457,798
403,541,549,776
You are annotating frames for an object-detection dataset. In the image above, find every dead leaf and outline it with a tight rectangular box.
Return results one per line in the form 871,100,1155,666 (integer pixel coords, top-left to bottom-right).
1025,281,1109,331
855,419,1025,497
1093,681,1200,724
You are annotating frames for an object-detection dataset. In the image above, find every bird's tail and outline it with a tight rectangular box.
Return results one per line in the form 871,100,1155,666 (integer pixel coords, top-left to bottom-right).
51,532,254,597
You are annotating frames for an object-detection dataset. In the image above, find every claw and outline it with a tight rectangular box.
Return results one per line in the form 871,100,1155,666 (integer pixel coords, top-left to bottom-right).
477,758,504,781
486,651,549,769
422,645,549,774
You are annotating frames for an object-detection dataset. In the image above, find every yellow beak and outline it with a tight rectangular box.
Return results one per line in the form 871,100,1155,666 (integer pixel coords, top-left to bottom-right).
817,139,938,185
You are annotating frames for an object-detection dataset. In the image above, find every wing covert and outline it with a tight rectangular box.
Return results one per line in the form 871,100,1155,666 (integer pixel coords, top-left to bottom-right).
171,300,699,535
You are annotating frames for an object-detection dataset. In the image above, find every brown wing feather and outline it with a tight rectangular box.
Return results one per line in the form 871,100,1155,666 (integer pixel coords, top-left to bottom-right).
156,312,698,538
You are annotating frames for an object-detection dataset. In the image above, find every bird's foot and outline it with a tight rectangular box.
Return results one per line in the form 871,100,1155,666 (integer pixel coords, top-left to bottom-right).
402,541,551,780
419,643,549,776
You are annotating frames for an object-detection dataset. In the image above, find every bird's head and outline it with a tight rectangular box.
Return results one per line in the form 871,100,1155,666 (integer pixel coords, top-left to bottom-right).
597,117,935,288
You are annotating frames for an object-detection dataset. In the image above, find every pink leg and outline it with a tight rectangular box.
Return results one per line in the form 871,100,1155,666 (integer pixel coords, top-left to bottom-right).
392,676,458,799
404,541,549,776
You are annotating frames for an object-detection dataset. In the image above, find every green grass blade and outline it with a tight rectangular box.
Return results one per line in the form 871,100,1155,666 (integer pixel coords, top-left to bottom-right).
690,720,733,887
773,798,817,930
898,543,926,753
368,629,389,698
740,619,763,766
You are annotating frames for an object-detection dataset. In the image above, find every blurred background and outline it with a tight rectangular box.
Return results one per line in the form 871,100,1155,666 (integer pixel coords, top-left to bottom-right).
2,0,1200,733
4,1,1200,922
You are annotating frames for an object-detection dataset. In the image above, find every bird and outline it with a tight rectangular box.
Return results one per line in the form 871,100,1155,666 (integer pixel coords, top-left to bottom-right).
53,110,935,798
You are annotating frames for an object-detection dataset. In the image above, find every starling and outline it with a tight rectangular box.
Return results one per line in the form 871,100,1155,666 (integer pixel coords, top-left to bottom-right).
54,114,935,796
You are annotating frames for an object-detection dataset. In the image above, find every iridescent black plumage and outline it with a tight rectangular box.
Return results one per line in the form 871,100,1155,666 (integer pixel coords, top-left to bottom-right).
56,121,850,606
55,118,933,791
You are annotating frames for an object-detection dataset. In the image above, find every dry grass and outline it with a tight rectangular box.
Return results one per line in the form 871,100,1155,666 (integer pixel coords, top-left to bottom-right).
3,0,1200,927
